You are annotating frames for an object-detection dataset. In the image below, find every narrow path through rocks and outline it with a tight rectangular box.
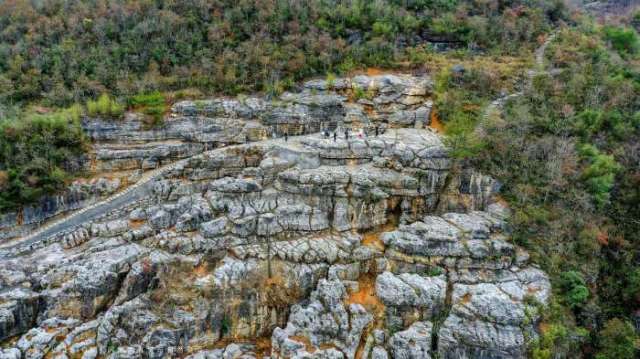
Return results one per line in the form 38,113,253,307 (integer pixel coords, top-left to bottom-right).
0,134,311,258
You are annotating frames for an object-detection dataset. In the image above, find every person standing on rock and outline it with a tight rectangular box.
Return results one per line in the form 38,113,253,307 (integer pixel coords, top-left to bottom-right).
333,132,337,142
375,126,379,137
285,131,288,142
344,129,349,140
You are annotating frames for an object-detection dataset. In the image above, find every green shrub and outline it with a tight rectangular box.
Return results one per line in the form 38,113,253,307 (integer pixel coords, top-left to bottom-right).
352,85,366,100
86,94,125,119
128,91,167,127
578,144,621,207
0,110,86,210
558,271,589,309
128,91,165,108
604,26,639,55
574,109,604,137
595,318,638,359
623,268,640,304
220,316,231,335
326,73,336,89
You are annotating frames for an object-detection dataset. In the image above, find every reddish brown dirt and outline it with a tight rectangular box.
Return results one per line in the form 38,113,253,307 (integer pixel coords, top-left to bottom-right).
347,273,387,359
193,263,209,277
366,67,385,76
429,109,445,133
128,219,145,229
361,231,385,252
291,335,316,353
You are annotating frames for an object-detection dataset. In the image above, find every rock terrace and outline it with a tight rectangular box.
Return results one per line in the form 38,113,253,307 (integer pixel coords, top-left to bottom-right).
0,74,549,359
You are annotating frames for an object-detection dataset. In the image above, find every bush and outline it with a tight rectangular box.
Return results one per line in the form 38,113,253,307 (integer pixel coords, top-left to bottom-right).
578,144,621,207
596,318,638,359
0,0,563,105
604,26,639,55
86,94,125,119
0,110,86,210
128,91,167,127
325,73,337,90
352,85,366,100
558,271,589,309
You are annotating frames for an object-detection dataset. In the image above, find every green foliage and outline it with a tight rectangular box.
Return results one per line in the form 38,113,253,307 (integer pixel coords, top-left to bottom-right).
442,111,486,159
622,268,640,304
423,266,444,277
558,271,589,309
434,66,494,159
529,299,588,358
0,109,86,210
325,73,336,90
128,91,167,127
595,318,638,359
574,109,604,137
0,0,565,105
578,144,621,207
470,24,639,357
352,85,366,100
220,316,231,336
532,323,568,359
604,26,639,55
86,94,124,119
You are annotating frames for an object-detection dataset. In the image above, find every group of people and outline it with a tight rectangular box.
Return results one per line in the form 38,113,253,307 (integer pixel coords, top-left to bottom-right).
279,125,383,142
321,125,381,142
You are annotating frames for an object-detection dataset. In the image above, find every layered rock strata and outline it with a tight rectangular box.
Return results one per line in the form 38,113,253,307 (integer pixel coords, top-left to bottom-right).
1,127,547,359
1,74,435,243
0,74,548,359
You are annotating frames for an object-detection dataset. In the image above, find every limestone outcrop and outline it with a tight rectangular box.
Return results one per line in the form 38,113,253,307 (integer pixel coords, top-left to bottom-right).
0,74,549,359
0,178,123,242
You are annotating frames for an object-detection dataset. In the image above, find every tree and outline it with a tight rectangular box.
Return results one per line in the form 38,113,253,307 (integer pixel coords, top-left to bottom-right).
558,271,589,310
579,144,621,208
596,318,638,359
604,26,639,55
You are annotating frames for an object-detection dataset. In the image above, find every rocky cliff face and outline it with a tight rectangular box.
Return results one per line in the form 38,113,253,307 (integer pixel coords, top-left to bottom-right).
0,74,549,359
0,74,434,243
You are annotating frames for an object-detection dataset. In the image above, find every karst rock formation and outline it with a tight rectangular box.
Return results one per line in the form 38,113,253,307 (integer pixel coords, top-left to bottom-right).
0,74,550,359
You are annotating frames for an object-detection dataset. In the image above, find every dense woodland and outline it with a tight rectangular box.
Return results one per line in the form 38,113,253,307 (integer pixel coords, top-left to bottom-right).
0,0,563,104
0,0,639,357
435,12,640,358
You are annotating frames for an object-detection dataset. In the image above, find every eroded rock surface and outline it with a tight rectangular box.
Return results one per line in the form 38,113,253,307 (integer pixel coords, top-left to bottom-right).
0,74,549,359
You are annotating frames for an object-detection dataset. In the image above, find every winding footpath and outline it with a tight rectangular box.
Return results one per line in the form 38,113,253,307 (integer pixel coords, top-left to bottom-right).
481,32,556,122
0,135,310,259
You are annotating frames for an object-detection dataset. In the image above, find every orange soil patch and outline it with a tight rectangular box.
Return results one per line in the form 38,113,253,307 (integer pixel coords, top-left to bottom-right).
348,274,386,359
129,219,145,229
493,194,509,207
460,292,472,305
360,218,399,250
291,335,316,353
429,109,445,133
366,67,385,76
596,230,609,246
264,274,285,287
527,286,542,295
363,105,375,115
255,337,272,357
347,274,385,317
361,231,385,251
539,322,550,334
193,263,209,277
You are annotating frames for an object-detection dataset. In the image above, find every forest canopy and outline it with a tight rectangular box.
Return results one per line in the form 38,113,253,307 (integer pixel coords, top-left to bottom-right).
0,0,566,107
